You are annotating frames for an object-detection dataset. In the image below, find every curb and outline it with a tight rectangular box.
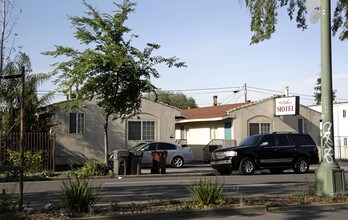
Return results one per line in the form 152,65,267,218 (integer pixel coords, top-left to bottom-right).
71,206,267,220
267,203,348,213
69,203,348,219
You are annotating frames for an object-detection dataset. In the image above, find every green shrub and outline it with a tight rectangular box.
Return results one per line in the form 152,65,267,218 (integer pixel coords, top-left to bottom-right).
187,178,224,206
61,174,101,213
0,187,18,219
76,160,106,177
6,149,44,174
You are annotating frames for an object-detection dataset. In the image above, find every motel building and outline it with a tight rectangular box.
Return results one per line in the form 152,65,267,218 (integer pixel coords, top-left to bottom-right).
175,95,321,162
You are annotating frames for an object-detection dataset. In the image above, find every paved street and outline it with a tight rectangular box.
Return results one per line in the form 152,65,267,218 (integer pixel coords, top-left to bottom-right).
1,161,348,219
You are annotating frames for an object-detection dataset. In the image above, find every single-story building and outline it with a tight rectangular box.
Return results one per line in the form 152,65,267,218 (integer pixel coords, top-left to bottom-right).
52,97,181,167
309,102,348,160
175,95,321,161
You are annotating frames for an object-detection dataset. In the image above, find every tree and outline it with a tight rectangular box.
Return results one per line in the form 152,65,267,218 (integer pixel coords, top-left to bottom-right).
43,0,185,166
0,53,54,133
0,0,21,80
313,75,336,105
243,0,348,44
145,91,198,109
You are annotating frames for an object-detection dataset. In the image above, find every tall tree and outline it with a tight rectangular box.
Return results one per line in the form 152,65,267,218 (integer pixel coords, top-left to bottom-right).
43,0,185,166
0,53,54,132
0,0,21,80
145,91,198,109
313,75,336,105
243,0,348,44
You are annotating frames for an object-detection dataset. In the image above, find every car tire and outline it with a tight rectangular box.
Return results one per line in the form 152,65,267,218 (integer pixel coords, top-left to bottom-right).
217,168,232,175
294,157,309,174
239,157,256,175
171,156,184,168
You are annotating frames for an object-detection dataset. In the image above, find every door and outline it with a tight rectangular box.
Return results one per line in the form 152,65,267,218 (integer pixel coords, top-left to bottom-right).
140,142,157,165
275,134,296,166
224,122,232,140
256,134,280,166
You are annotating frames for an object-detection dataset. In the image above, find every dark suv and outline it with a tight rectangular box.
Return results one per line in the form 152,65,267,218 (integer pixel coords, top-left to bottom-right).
210,132,319,175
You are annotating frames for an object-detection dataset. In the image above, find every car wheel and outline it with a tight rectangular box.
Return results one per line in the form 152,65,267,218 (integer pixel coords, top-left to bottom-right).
239,157,255,175
171,156,184,168
217,168,232,175
294,157,309,174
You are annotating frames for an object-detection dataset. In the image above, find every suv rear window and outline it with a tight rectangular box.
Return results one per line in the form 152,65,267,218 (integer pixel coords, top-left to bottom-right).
291,134,315,146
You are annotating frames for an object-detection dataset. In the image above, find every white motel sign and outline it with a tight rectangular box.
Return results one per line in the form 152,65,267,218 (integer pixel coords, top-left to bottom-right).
275,96,299,116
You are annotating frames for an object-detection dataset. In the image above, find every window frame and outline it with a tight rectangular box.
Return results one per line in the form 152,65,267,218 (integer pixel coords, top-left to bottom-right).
249,123,271,135
298,118,308,134
69,112,85,134
128,120,155,141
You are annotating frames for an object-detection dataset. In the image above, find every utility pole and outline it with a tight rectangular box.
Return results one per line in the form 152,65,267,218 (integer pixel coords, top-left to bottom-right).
1,66,25,209
244,83,247,102
19,66,25,210
315,0,346,196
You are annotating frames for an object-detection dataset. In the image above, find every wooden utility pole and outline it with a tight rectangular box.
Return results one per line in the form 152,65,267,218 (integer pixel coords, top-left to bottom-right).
244,83,248,102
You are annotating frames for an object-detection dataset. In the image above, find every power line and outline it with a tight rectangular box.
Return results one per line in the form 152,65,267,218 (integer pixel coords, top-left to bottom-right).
162,86,240,92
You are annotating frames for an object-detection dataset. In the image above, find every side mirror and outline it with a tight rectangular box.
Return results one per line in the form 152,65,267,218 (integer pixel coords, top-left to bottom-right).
260,142,269,147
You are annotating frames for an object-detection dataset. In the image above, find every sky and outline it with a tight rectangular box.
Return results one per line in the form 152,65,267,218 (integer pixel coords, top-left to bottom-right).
11,0,348,107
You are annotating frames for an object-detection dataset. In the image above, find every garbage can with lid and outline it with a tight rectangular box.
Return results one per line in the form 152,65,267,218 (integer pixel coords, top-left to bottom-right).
113,150,129,175
151,150,167,174
128,151,143,175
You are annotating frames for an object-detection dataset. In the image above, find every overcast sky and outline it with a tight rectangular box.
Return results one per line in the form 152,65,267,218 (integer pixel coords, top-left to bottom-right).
13,0,348,107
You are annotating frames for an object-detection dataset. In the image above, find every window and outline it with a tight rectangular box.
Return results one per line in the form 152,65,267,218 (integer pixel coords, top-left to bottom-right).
276,134,291,146
298,119,308,133
249,123,270,135
292,134,315,146
261,135,276,146
343,110,346,118
143,121,155,140
128,121,155,141
210,124,218,139
69,113,85,134
158,143,176,150
344,138,347,146
180,126,187,139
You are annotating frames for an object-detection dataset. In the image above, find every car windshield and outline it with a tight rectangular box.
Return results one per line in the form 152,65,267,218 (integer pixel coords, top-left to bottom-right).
131,143,147,151
239,135,262,146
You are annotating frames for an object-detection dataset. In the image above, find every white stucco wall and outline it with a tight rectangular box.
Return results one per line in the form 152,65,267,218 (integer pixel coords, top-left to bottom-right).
53,98,181,166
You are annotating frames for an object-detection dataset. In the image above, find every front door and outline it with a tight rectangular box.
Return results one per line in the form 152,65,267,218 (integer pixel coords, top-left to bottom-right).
224,122,232,140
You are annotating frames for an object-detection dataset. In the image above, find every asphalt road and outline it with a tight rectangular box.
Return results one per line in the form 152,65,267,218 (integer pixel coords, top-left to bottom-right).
2,161,348,211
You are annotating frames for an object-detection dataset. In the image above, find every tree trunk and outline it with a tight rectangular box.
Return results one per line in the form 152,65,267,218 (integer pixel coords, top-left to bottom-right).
103,114,109,167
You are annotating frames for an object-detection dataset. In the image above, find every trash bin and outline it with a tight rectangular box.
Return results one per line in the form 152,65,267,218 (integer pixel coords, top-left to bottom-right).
128,151,143,175
113,150,129,175
151,150,167,174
